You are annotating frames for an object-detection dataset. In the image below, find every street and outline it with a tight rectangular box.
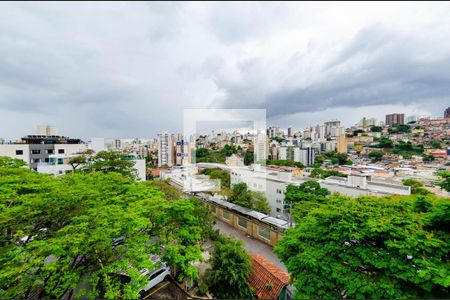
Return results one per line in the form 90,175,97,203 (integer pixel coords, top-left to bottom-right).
214,219,287,272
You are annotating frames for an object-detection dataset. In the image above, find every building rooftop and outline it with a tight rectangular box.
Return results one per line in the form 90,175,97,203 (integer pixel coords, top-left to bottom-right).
248,254,290,300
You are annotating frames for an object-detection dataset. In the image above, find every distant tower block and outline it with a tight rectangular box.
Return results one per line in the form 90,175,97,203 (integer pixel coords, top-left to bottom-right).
37,125,59,136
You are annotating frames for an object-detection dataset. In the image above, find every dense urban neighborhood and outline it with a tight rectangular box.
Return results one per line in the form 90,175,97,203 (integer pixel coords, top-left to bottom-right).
1,2,450,299
1,109,449,299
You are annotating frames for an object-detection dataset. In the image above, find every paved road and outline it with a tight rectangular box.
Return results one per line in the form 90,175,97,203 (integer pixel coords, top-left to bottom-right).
214,219,287,272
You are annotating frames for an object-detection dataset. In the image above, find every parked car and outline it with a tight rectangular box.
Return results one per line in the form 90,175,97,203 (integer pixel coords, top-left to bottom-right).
139,263,171,295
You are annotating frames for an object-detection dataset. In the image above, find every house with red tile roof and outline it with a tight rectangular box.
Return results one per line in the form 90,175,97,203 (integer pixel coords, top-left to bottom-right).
248,254,291,300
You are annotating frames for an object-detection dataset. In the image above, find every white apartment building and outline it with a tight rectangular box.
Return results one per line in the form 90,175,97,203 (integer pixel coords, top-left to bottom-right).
0,143,87,170
255,132,268,163
224,164,411,220
158,133,174,167
37,125,59,136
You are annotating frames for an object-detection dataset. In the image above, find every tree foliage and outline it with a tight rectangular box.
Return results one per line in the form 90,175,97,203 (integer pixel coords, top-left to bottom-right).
0,156,27,168
82,151,137,179
244,151,254,166
368,151,384,162
402,179,432,195
229,183,271,214
435,171,450,192
275,193,450,299
201,168,231,188
0,163,209,299
206,235,255,299
310,168,347,179
266,159,305,168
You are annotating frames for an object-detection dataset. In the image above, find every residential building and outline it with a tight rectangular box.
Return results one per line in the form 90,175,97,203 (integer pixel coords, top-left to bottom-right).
355,117,376,128
324,120,341,137
445,106,450,118
37,124,59,136
175,134,191,166
0,135,86,171
158,132,174,167
255,132,268,163
337,134,347,154
385,113,405,125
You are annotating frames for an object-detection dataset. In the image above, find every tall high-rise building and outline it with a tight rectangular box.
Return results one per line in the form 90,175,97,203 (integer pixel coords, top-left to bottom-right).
175,134,190,166
337,134,347,154
324,120,341,137
445,107,450,118
287,127,293,138
255,132,268,163
37,125,59,136
385,113,404,126
355,117,376,128
158,132,174,167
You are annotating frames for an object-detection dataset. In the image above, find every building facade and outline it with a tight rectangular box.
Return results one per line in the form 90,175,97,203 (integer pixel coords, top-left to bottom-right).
158,133,174,167
385,113,405,125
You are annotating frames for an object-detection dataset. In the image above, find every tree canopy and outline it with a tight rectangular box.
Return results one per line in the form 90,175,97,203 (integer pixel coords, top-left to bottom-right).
206,235,255,299
229,182,271,214
275,193,450,299
435,171,450,192
0,159,211,299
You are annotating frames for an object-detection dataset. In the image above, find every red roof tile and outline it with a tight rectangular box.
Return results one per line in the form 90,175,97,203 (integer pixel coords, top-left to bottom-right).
248,254,290,299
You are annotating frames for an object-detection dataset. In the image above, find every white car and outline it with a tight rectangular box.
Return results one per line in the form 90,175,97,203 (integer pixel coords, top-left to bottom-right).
140,263,171,294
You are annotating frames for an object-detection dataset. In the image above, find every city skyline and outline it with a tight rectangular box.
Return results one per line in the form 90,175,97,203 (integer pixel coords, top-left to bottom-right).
1,2,450,139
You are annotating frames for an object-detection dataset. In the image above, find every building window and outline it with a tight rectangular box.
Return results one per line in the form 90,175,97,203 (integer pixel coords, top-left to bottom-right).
31,149,41,154
276,208,282,213
238,217,247,229
258,225,270,240
276,199,282,203
222,210,230,220
44,158,49,163
211,205,216,214
57,158,64,165
276,189,283,194
15,150,23,155
47,149,54,154
58,149,64,154
33,159,40,163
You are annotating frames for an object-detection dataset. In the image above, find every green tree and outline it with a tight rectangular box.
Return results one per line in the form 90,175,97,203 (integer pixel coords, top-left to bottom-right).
402,179,432,195
368,151,384,162
244,151,254,166
375,137,393,148
284,181,329,215
83,151,137,179
201,168,231,188
275,194,450,299
310,168,347,179
229,183,271,214
435,171,450,192
430,140,442,149
370,126,383,132
67,155,87,171
250,191,271,215
0,164,207,299
352,129,365,136
0,156,27,168
266,159,305,168
206,235,255,299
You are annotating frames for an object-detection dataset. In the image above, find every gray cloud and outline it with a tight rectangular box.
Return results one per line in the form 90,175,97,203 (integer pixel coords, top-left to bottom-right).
0,2,449,140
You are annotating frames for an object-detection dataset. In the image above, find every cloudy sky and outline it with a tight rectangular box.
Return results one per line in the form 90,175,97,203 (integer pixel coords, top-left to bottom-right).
1,2,449,140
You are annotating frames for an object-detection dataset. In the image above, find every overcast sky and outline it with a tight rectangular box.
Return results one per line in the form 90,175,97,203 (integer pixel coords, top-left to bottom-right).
1,2,449,140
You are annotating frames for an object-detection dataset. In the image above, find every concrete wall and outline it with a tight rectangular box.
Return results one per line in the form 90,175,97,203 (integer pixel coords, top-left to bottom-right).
0,144,30,166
